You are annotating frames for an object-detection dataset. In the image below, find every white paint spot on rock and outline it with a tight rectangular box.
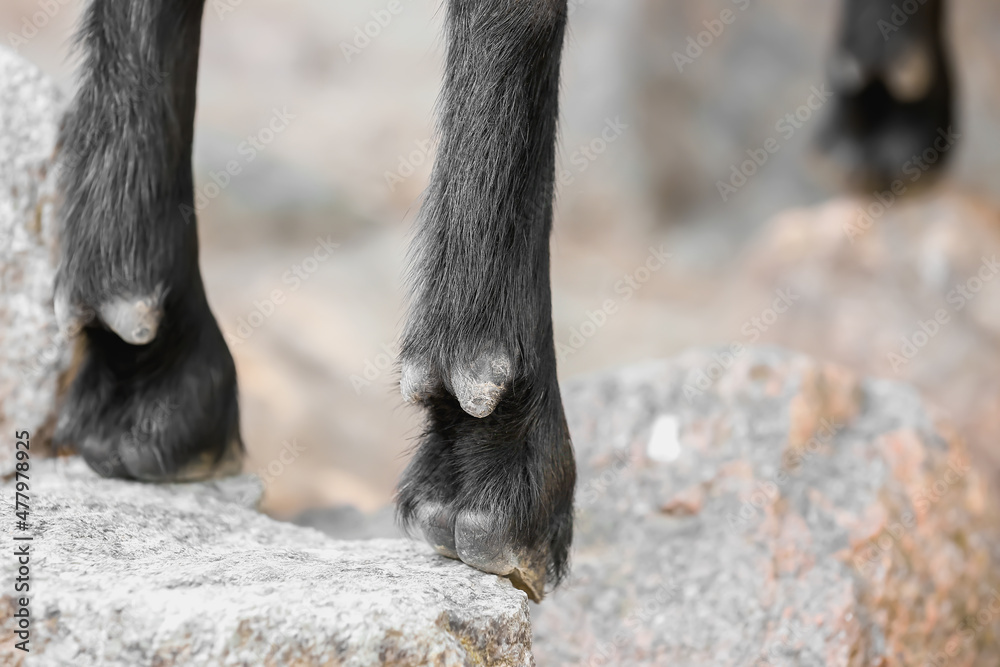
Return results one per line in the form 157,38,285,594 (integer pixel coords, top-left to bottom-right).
647,414,681,463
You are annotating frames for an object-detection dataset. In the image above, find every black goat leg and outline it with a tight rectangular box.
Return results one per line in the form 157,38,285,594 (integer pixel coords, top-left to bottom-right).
817,0,956,190
396,0,576,602
55,0,242,481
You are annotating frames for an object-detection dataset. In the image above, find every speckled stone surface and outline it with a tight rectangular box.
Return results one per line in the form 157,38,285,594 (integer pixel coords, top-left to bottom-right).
0,45,68,475
0,458,533,666
737,191,1000,493
2,348,996,665
531,347,1000,666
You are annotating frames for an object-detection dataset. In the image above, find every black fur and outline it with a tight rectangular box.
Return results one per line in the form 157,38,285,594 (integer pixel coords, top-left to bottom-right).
55,0,241,481
817,0,955,190
55,0,574,599
396,0,575,601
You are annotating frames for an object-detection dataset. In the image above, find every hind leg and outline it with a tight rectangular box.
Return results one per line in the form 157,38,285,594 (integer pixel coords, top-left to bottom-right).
55,0,242,481
396,0,576,602
817,0,956,190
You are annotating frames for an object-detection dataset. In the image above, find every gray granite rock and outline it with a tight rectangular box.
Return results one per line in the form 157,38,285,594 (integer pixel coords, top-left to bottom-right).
735,190,1000,490
0,458,533,667
294,504,401,541
293,347,1000,665
0,45,68,475
531,347,1000,666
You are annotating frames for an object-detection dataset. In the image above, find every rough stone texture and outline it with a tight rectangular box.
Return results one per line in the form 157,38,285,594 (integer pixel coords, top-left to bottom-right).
2,348,995,666
0,458,533,667
0,45,68,475
529,347,1000,666
735,188,1000,485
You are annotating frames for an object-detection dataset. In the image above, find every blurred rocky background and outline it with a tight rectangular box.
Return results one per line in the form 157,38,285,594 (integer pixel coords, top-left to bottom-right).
3,0,1000,527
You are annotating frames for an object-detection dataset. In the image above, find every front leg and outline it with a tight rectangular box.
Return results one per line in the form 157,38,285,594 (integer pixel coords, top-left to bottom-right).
396,0,575,602
54,0,242,481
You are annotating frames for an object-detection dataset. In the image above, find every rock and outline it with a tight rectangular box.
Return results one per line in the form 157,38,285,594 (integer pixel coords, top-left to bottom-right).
293,504,402,541
0,458,533,667
6,349,994,665
530,347,1000,666
736,189,1000,483
0,46,68,475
